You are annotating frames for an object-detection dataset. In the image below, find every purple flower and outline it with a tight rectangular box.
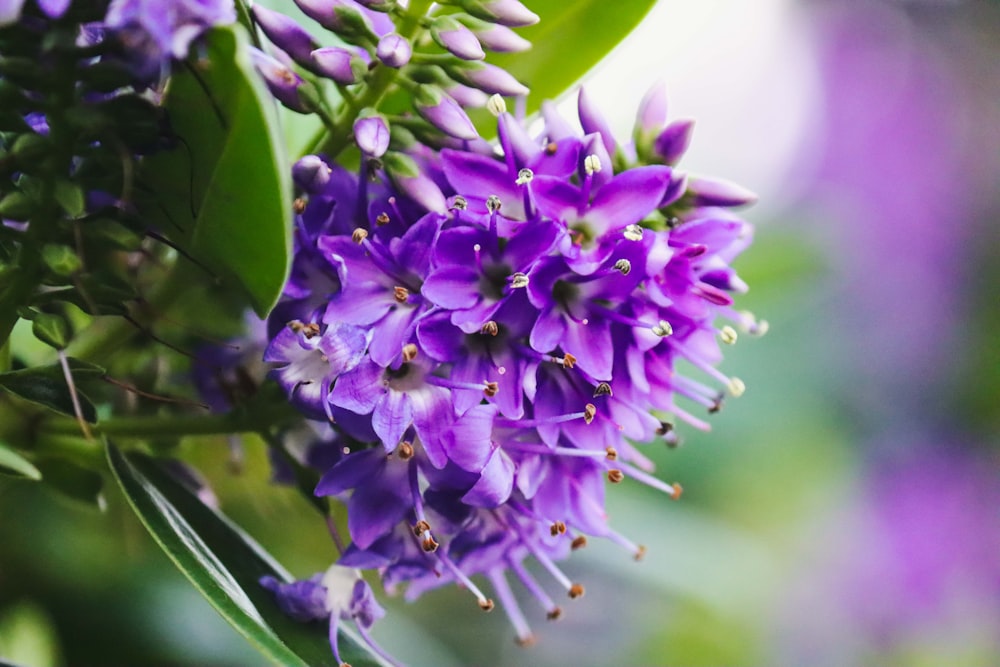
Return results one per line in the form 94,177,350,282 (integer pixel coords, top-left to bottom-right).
265,85,758,650
261,566,399,667
103,0,235,78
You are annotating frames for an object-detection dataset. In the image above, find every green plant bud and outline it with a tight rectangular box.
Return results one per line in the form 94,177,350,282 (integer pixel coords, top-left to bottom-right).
41,244,82,277
30,311,71,349
0,191,33,221
53,180,85,217
11,132,51,163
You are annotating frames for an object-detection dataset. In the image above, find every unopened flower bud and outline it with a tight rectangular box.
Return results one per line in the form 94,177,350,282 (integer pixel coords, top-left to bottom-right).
353,114,390,157
292,155,332,193
376,32,411,68
249,48,310,113
251,5,319,68
414,85,478,140
654,119,695,166
431,16,485,60
459,0,539,27
578,87,617,156
458,16,531,52
686,175,758,208
311,46,366,84
449,61,528,97
382,152,448,213
294,0,374,36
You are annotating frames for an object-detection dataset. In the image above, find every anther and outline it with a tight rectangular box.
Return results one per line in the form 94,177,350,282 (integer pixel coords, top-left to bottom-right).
484,381,499,397
562,353,577,369
671,483,683,499
393,285,410,303
605,446,618,461
583,154,602,175
594,382,613,397
398,441,414,460
479,598,496,612
607,469,624,483
614,259,632,275
571,536,587,550
401,343,418,362
623,224,643,241
486,194,502,213
516,168,534,185
583,403,596,424
413,519,431,536
568,584,585,599
652,320,673,337
486,93,507,116
546,607,563,621
719,325,738,345
550,521,566,536
351,228,368,244
422,535,440,552
376,212,391,225
293,198,307,214
481,320,499,336
728,377,746,397
708,396,723,414
510,272,529,289
289,320,320,339
655,421,673,436
450,195,468,211
634,545,647,561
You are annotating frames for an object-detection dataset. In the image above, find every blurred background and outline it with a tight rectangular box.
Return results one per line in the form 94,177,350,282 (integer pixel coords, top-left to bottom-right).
2,0,999,665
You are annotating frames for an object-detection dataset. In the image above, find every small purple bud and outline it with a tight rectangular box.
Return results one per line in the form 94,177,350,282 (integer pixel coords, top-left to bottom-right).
294,0,373,36
311,46,365,84
414,85,478,140
654,119,695,165
578,87,617,156
382,152,447,213
686,175,758,208
635,82,668,135
450,62,528,97
459,17,530,52
353,114,390,157
460,0,539,27
446,83,490,108
250,47,310,113
431,18,485,61
251,4,318,67
293,155,333,193
376,32,411,68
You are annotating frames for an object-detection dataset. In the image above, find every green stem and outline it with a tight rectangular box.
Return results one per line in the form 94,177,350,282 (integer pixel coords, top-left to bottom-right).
305,0,435,159
39,401,299,440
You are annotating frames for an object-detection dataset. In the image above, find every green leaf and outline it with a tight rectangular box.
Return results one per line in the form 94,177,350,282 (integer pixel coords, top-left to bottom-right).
489,0,658,109
0,442,42,480
107,445,389,667
0,365,98,422
136,26,292,318
34,458,104,507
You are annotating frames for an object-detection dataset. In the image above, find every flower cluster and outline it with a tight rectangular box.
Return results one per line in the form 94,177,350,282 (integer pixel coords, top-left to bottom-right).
264,84,761,649
248,0,534,146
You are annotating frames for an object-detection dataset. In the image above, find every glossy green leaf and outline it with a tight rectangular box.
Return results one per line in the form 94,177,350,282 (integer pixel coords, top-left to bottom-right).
492,0,657,108
136,26,292,317
107,445,388,667
0,442,41,480
0,365,98,422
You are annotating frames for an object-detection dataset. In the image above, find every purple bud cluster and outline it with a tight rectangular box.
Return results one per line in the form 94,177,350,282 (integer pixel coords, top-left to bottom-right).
247,0,535,149
264,86,762,646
